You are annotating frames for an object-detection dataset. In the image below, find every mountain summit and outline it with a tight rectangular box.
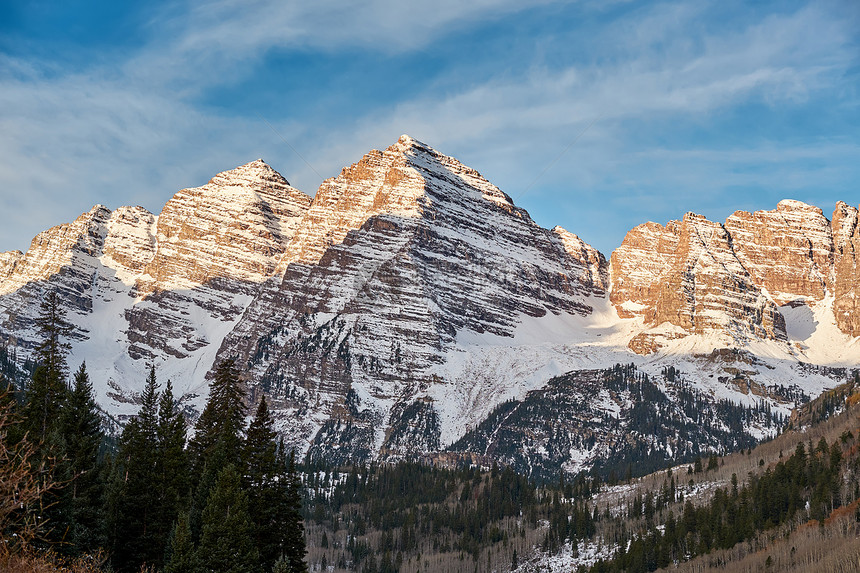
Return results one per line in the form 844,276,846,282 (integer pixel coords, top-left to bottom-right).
0,136,857,473
209,135,608,460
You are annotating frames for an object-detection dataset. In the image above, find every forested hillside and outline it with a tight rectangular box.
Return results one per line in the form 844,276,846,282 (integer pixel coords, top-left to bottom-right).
449,364,789,481
296,375,860,573
4,292,860,573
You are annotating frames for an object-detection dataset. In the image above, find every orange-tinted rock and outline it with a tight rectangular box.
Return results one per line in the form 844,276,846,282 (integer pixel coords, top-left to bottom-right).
125,159,313,360
832,202,860,336
0,250,23,283
725,200,833,306
610,199,860,354
611,212,786,354
139,159,311,293
610,220,680,319
215,135,609,455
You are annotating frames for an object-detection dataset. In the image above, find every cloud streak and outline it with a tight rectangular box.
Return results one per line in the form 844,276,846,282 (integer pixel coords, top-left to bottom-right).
0,0,857,256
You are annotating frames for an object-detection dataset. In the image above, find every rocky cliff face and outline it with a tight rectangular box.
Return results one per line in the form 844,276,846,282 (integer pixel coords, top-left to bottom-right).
124,160,311,362
0,251,23,282
138,159,309,293
611,212,785,354
611,200,860,354
0,160,312,411
216,135,609,455
725,200,834,306
832,202,860,336
0,205,116,345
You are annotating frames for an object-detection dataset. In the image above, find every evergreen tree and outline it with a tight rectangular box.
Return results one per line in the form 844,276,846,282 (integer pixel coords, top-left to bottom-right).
284,449,308,573
156,379,189,542
273,555,291,573
17,291,75,547
244,396,286,569
22,291,74,444
56,363,105,554
244,397,277,491
34,291,73,377
188,358,247,539
188,358,247,477
165,510,199,573
197,464,260,573
107,366,162,571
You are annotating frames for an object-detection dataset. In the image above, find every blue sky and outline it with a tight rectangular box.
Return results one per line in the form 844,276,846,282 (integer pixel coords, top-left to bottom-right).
1,0,858,256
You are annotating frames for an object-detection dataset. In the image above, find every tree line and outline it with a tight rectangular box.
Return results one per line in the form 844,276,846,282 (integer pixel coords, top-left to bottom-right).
0,291,308,572
584,432,857,573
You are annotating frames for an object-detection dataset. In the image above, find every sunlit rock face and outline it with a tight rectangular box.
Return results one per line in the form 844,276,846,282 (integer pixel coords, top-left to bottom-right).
0,159,312,411
125,160,312,361
832,202,860,336
611,212,784,354
725,200,834,306
610,199,860,354
215,135,608,457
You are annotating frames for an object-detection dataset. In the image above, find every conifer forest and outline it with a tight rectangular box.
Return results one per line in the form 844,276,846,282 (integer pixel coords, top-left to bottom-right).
1,293,308,572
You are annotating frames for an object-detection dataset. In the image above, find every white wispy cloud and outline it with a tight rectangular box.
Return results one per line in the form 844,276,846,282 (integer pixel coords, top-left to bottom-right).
0,0,856,255
297,2,855,184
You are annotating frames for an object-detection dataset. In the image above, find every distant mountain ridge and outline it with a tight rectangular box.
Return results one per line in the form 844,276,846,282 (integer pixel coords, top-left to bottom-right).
612,199,860,354
0,135,857,475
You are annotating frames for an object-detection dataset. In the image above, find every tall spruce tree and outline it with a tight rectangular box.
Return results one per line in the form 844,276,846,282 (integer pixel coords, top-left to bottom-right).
18,291,75,547
156,379,189,543
34,291,73,379
188,358,247,540
244,396,288,569
284,449,308,573
56,363,105,554
107,366,162,571
197,464,260,573
22,290,74,444
165,510,199,573
188,359,247,476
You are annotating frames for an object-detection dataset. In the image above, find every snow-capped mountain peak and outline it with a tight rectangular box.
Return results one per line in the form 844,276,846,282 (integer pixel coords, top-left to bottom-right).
0,137,857,475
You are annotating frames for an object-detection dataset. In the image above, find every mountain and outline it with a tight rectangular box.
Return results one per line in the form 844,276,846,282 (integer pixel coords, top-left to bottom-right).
0,135,857,476
610,200,860,360
212,135,608,460
0,160,311,415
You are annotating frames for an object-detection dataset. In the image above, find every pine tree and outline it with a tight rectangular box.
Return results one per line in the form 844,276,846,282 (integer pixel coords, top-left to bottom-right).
34,291,74,381
284,449,308,573
197,464,260,573
107,366,162,571
156,379,189,543
165,510,199,573
56,363,105,554
188,358,247,477
22,291,74,444
244,396,285,569
245,397,277,491
273,555,291,573
188,358,247,540
18,291,76,547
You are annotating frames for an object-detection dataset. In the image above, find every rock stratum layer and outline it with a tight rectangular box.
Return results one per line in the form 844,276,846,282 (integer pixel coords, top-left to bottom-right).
610,200,860,354
215,135,608,457
0,136,857,473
